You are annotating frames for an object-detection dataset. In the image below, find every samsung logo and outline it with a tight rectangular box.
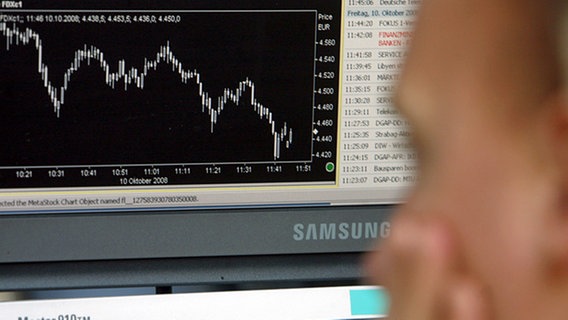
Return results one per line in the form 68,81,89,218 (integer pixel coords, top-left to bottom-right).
293,222,391,241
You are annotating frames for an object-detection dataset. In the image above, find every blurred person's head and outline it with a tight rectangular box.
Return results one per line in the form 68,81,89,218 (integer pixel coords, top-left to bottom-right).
366,1,568,319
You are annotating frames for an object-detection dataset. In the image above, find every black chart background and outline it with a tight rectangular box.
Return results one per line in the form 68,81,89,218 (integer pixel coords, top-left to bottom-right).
0,12,316,165
0,0,341,187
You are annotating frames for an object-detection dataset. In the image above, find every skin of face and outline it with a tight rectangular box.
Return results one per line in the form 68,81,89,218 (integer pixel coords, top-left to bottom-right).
365,0,568,319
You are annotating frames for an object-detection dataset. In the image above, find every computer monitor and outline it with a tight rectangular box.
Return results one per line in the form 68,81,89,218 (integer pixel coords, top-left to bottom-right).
0,0,418,291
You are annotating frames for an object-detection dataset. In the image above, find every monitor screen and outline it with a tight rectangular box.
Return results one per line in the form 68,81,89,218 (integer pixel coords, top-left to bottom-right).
0,285,388,319
0,0,418,289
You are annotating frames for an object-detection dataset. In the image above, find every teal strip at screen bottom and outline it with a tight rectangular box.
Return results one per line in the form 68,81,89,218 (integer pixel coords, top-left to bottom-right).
349,288,389,316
